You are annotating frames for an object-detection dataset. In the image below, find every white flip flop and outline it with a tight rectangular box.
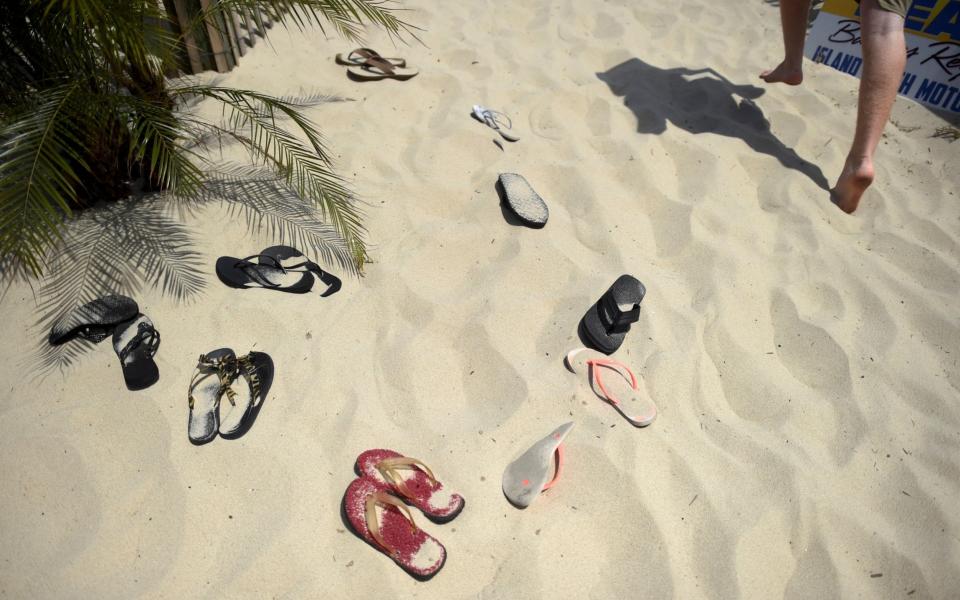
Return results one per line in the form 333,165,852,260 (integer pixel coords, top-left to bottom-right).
472,104,520,142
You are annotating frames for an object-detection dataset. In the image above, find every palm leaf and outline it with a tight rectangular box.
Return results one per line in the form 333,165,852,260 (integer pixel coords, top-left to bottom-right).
199,164,359,273
193,0,417,43
0,82,84,275
172,85,368,268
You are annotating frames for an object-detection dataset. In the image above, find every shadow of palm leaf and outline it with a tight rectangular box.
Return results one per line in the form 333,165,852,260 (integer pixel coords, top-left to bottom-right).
28,196,205,378
198,164,360,273
19,91,363,380
25,162,361,380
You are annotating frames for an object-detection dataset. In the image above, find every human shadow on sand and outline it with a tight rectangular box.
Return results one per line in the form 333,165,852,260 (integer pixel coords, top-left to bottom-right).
597,58,829,190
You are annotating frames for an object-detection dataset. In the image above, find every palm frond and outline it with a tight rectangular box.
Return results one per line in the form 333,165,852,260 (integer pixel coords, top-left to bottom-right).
933,127,959,142
172,85,368,268
117,93,206,196
0,82,84,275
198,164,360,273
194,0,417,43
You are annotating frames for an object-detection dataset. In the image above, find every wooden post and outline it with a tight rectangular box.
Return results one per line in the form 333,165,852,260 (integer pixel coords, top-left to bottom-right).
197,0,230,72
169,0,204,73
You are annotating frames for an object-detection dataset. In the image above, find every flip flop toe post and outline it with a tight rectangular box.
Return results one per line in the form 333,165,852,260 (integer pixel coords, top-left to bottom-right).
356,449,465,523
343,477,446,580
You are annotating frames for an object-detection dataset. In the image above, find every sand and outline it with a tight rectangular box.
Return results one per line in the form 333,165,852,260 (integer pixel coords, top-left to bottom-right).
1,0,959,597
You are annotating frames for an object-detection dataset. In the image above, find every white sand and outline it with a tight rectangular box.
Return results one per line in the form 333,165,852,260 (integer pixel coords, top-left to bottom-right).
1,0,959,597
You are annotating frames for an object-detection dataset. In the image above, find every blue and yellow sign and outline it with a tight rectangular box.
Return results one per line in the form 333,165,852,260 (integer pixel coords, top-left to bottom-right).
805,0,960,112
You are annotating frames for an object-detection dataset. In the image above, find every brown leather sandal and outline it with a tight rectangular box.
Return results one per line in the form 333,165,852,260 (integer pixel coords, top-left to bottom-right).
347,56,419,81
336,47,406,67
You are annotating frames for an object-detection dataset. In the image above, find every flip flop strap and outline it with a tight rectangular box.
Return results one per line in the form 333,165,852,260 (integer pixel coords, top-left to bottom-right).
234,254,286,288
118,322,160,362
188,353,240,409
365,490,418,557
482,109,513,131
376,457,438,500
587,358,638,407
600,293,640,333
541,444,564,491
235,352,262,405
349,47,382,62
360,56,396,75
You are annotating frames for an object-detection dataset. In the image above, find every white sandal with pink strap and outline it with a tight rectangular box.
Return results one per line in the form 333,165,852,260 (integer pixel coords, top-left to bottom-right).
564,348,657,427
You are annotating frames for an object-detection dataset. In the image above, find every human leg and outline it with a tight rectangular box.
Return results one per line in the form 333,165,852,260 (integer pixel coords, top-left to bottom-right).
831,0,906,213
760,0,813,85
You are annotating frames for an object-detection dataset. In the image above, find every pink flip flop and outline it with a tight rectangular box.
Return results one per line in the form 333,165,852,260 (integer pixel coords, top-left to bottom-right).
355,449,465,523
342,477,446,580
565,348,657,427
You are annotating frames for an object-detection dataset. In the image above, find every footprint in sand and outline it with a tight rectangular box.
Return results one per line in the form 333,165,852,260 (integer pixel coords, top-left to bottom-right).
770,291,851,394
528,103,564,141
586,97,611,136
593,12,624,39
868,232,960,294
703,317,791,425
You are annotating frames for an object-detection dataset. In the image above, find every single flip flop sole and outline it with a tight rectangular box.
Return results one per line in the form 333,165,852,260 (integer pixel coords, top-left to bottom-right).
342,477,447,580
113,314,160,391
187,347,235,445
497,173,548,227
346,65,419,80
502,422,574,508
565,348,657,427
336,51,405,67
49,294,139,345
219,351,275,438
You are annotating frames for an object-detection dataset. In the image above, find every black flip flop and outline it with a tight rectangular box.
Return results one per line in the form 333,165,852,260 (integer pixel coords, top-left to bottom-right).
260,245,342,297
112,314,160,391
48,294,140,345
497,173,548,228
580,275,645,354
215,253,314,293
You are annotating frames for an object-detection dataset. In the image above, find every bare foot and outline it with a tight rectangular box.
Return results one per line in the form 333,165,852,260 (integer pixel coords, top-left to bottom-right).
830,158,874,214
760,61,803,85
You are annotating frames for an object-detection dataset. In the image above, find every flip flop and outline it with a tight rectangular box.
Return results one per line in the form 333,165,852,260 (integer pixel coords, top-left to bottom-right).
580,275,645,354
472,105,520,142
565,348,657,427
215,253,313,293
346,56,419,81
355,450,465,523
112,314,160,391
186,348,236,444
219,351,274,438
497,173,548,228
336,47,406,67
342,477,447,580
260,245,342,297
502,422,574,509
48,294,139,345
